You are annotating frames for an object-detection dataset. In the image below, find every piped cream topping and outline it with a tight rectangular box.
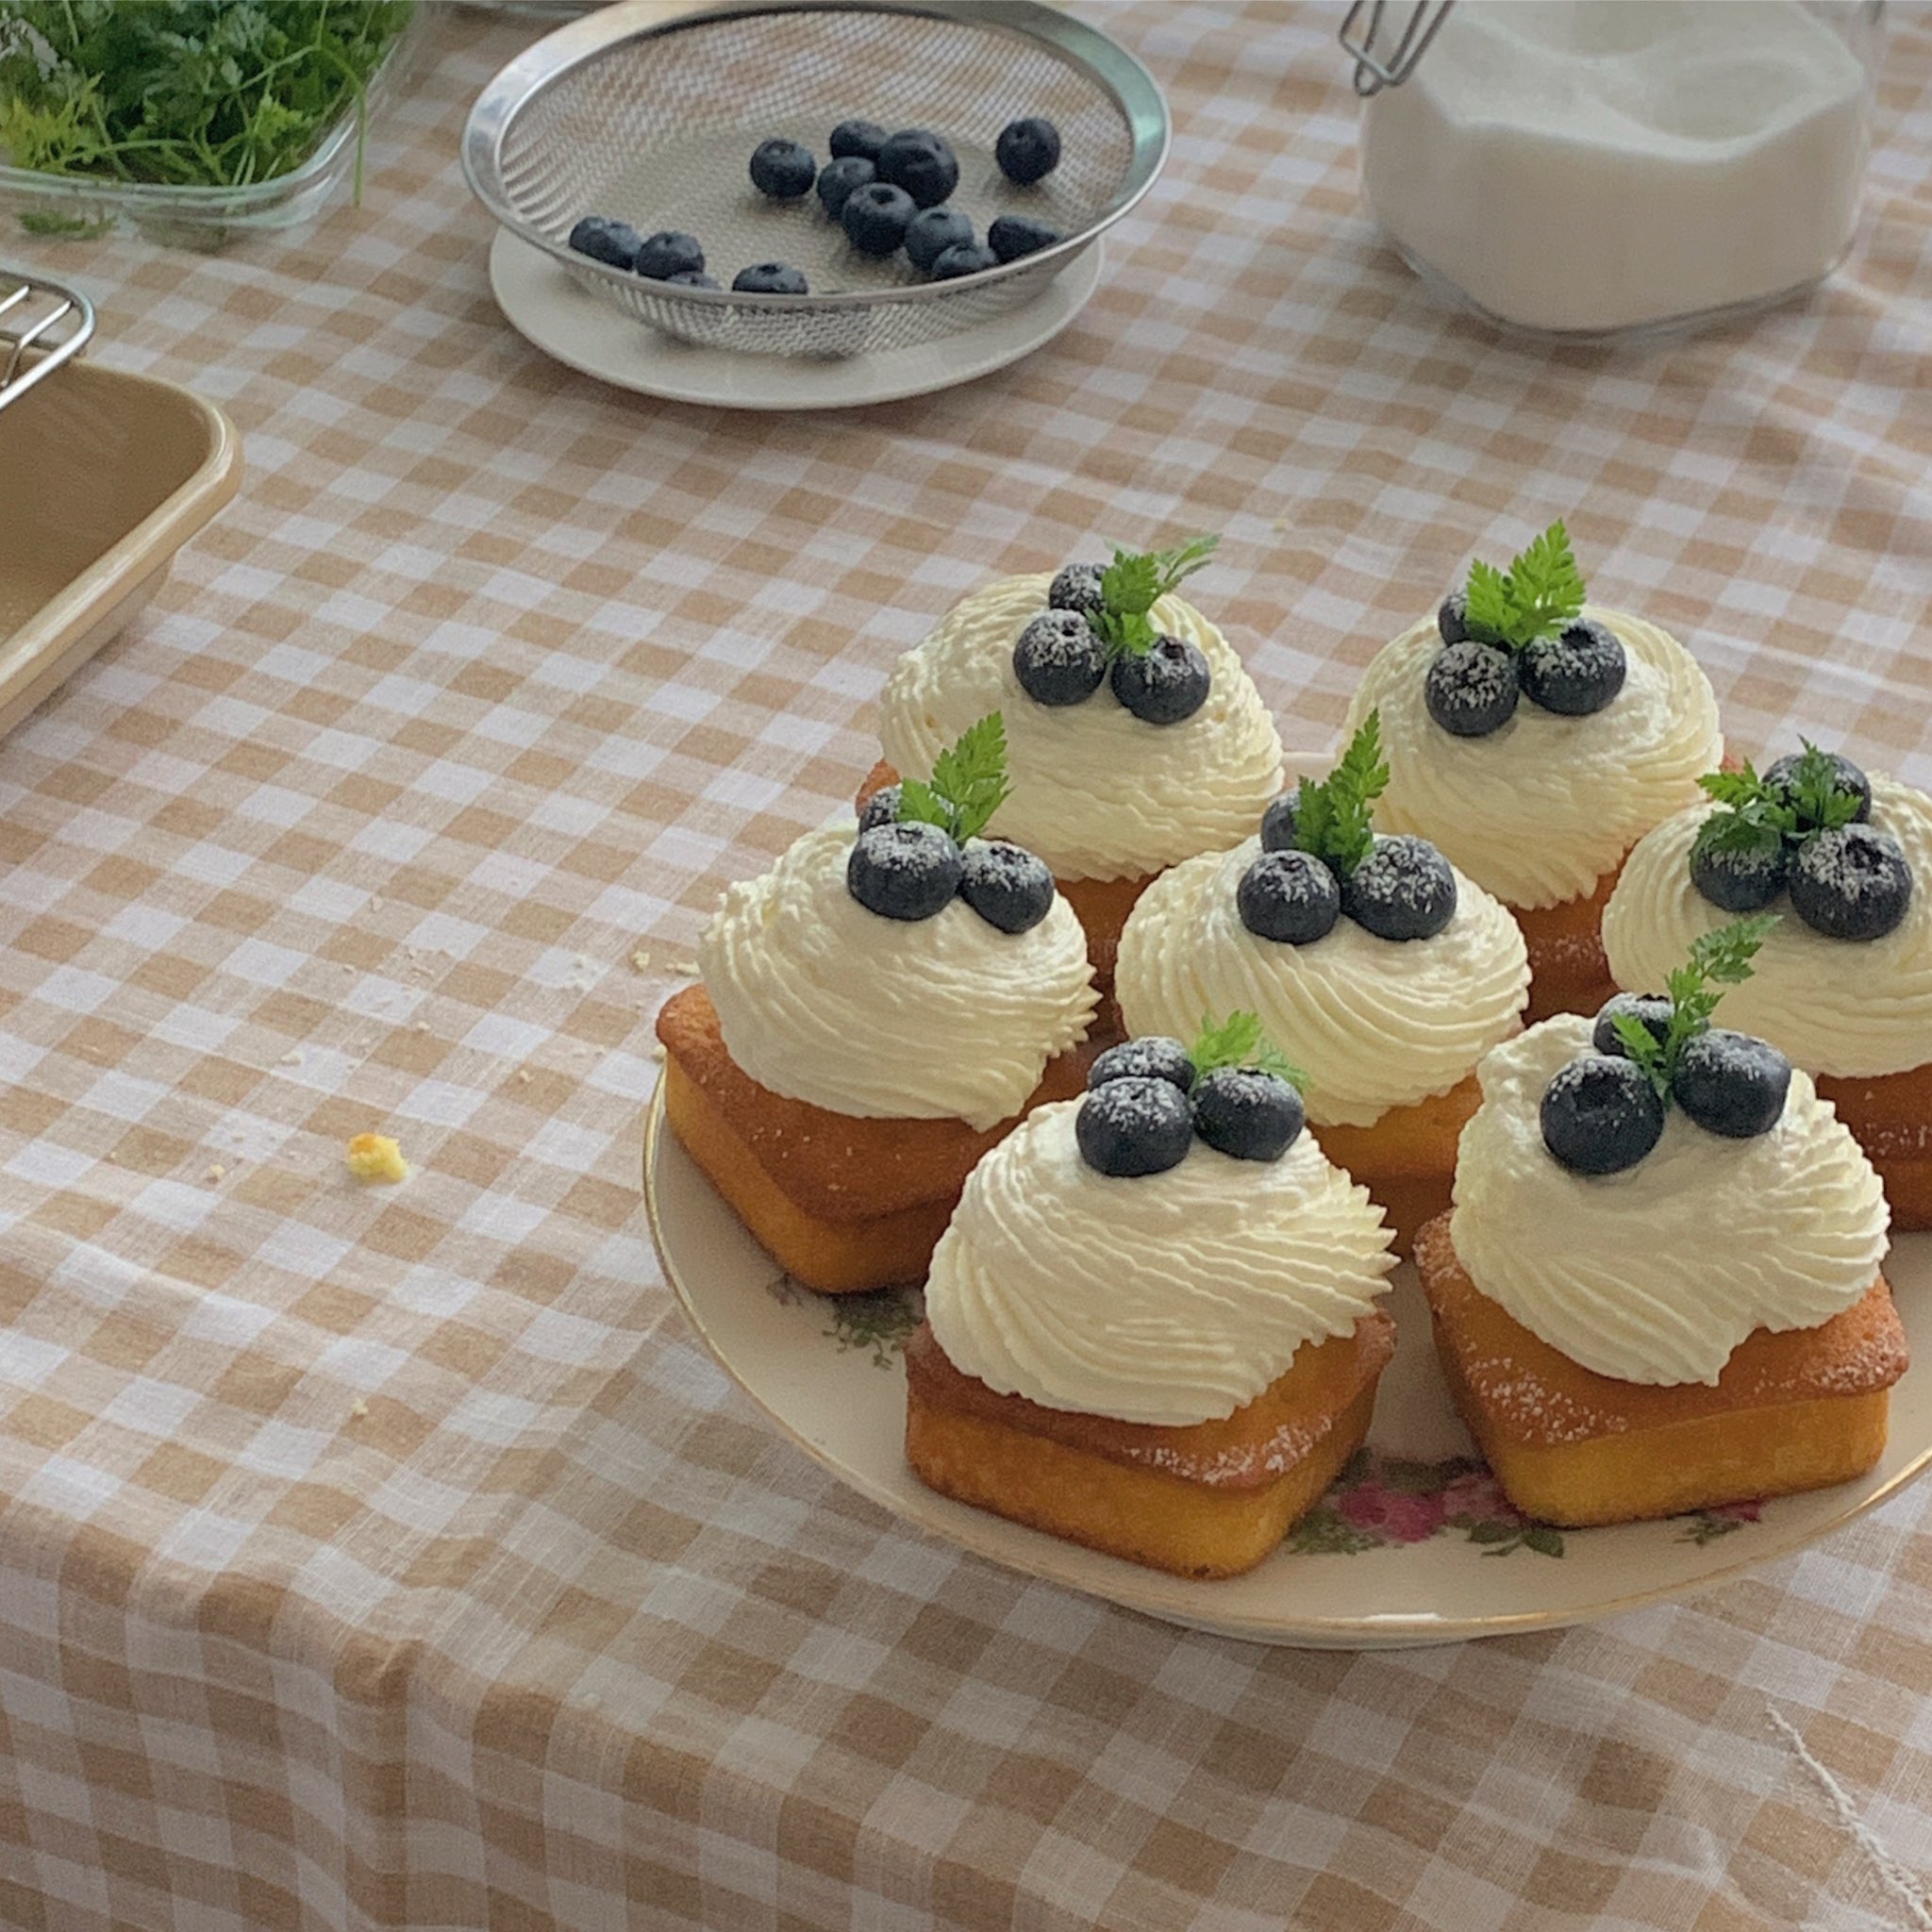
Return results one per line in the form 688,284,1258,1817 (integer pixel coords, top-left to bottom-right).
1115,836,1529,1128
1343,606,1723,909
1604,774,1932,1079
699,826,1097,1130
924,1099,1396,1424
1451,1016,1889,1386
877,573,1285,884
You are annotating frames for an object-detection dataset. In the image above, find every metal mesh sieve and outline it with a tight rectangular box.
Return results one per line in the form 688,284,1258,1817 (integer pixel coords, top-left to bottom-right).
463,0,1168,359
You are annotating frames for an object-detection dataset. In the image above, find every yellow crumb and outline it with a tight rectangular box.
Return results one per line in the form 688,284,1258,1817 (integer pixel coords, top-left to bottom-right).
280,1049,304,1067
628,947,652,973
670,958,697,977
345,1132,409,1184
205,1163,225,1183
516,1069,532,1084
350,1398,370,1420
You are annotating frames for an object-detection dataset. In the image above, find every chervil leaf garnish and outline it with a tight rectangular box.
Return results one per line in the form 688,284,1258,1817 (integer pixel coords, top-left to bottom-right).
1459,520,1587,650
1786,741,1865,834
896,713,1011,843
1291,710,1390,880
1091,533,1220,658
1189,1010,1307,1091
1690,743,1864,874
1617,914,1778,1101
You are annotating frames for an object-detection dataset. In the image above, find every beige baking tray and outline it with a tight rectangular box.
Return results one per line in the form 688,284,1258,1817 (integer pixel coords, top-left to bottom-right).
0,360,241,738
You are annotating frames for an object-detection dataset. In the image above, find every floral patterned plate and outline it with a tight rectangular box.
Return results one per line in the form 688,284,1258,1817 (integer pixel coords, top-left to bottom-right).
642,1089,1932,1648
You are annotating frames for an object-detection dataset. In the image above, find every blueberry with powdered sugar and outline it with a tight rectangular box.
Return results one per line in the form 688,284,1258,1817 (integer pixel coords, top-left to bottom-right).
1075,1075,1194,1177
1674,1029,1791,1139
1012,608,1107,707
1341,835,1457,941
1424,640,1519,738
1088,1036,1196,1094
1765,748,1872,826
1787,824,1912,941
858,782,902,832
1540,1056,1666,1175
1437,590,1470,646
958,841,1055,934
1689,833,1787,914
1109,635,1211,725
1591,991,1673,1058
1258,784,1305,854
1517,617,1626,716
1238,848,1341,945
1047,562,1106,617
1191,1068,1305,1161
846,821,961,921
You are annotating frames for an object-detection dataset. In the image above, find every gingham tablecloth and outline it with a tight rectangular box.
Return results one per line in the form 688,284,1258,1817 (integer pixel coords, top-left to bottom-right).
4,5,1932,1927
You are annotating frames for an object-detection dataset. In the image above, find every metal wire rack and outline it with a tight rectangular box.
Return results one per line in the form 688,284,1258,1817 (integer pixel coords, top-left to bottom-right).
0,270,93,414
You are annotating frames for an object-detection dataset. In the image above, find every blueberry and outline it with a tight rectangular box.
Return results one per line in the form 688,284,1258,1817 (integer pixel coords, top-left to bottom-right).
568,215,641,270
1787,824,1913,941
1518,617,1626,716
874,129,958,208
1047,561,1106,616
930,242,998,280
1540,1057,1666,1175
1089,1037,1195,1094
841,181,917,256
1109,637,1211,725
1341,835,1457,941
1258,785,1305,854
1238,848,1341,945
857,782,901,831
995,116,1060,186
829,118,890,162
732,262,808,294
988,214,1060,262
846,821,961,922
664,269,721,289
1437,590,1469,645
1075,1076,1194,1178
816,155,874,218
634,231,705,280
1764,749,1873,827
1592,991,1674,1058
1013,608,1106,707
1689,831,1787,913
749,138,816,200
1191,1068,1306,1163
1424,641,1520,738
903,207,973,271
1674,1028,1791,1139
958,840,1056,933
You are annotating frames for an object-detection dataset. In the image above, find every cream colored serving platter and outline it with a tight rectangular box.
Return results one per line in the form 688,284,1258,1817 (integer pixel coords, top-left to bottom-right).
643,1086,1932,1649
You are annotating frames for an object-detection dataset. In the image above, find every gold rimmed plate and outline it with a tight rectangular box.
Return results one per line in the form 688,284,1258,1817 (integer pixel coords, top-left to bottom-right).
642,1084,1932,1648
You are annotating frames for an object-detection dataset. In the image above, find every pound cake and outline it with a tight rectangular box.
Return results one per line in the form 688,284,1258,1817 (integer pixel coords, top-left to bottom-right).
907,1014,1398,1578
1115,712,1529,1252
1604,741,1932,1227
1420,919,1903,1527
870,533,1283,983
1344,521,1722,1021
658,714,1097,1293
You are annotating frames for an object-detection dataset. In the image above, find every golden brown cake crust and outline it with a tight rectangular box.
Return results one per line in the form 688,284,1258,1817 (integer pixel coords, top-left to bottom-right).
1514,863,1621,1023
903,1312,1395,1491
1414,1212,1907,1448
656,983,1090,1224
1817,1064,1932,1232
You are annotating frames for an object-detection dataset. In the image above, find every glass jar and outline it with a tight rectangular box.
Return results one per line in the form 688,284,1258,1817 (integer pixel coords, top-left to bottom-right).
1357,1,1886,343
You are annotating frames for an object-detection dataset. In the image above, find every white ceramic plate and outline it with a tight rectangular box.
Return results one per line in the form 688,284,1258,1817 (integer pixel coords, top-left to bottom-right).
642,1087,1932,1648
488,227,1102,410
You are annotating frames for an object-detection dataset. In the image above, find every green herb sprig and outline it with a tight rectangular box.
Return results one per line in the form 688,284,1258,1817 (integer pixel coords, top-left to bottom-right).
894,712,1011,844
0,0,413,198
1091,534,1219,658
1289,710,1390,880
1610,914,1777,1101
1461,521,1587,651
1692,743,1865,869
1189,1011,1307,1091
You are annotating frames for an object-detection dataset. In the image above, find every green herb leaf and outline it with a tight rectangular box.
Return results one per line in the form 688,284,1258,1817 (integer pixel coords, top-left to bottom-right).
1786,741,1864,834
1189,1010,1307,1091
893,778,952,833
1638,913,1778,1100
926,711,1011,842
1091,532,1219,656
1697,762,1767,809
1459,520,1587,650
1291,710,1390,880
1610,1012,1670,1099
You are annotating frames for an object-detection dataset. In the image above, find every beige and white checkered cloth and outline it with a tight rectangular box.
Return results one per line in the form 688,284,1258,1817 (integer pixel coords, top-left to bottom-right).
4,5,1932,1927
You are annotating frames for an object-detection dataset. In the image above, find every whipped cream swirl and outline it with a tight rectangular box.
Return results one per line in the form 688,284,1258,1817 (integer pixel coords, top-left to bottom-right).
699,826,1097,1130
1452,1016,1889,1386
877,573,1284,883
1604,774,1932,1079
1344,607,1722,909
925,1099,1396,1424
1115,836,1529,1128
